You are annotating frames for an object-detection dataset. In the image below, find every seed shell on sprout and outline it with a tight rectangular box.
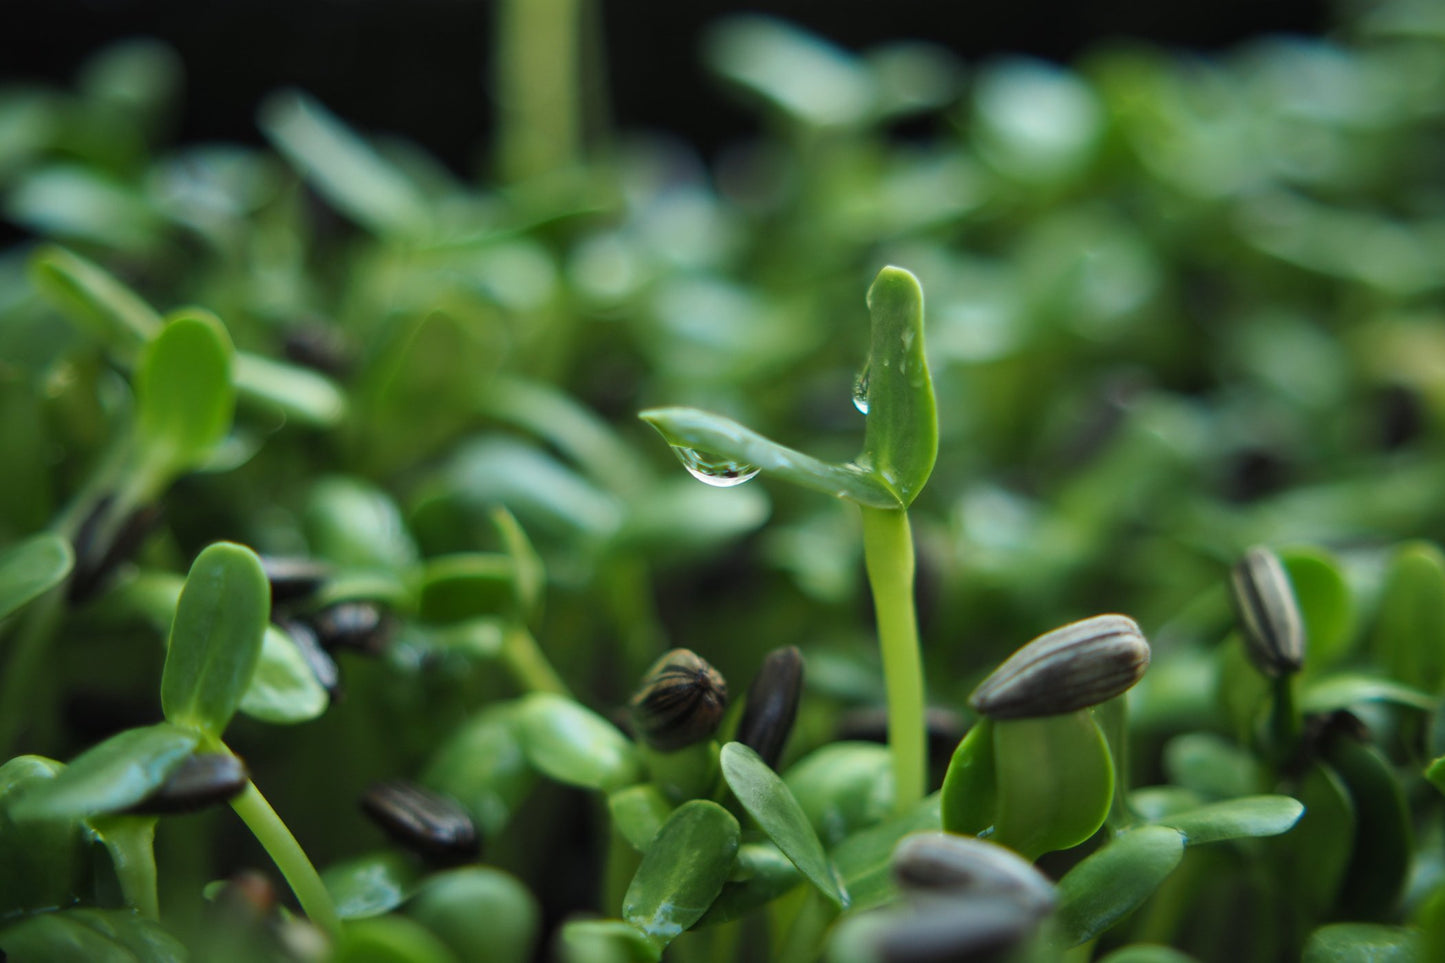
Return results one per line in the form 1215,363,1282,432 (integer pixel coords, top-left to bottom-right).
311,600,392,655
1229,546,1305,677
969,614,1150,720
891,832,1057,917
126,753,250,815
628,648,729,752
279,619,340,696
735,646,804,768
872,894,1041,963
259,556,330,608
360,780,480,865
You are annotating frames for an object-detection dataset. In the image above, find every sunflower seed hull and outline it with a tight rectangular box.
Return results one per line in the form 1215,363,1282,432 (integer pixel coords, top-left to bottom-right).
969,614,1150,720
1229,546,1305,676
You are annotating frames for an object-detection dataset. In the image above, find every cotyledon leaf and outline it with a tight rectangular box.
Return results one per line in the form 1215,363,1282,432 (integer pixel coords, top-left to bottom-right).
623,799,740,951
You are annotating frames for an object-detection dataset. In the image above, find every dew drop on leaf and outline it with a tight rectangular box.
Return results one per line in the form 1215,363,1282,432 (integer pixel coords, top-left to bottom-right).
670,446,760,487
852,365,870,414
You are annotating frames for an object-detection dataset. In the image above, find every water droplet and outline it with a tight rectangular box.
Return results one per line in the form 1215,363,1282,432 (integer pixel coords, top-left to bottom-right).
852,365,870,414
671,446,760,487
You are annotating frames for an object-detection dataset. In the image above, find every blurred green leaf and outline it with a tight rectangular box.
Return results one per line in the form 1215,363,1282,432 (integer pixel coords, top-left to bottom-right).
10,723,199,819
0,907,187,963
720,742,847,908
161,542,270,737
259,90,431,238
1163,732,1264,799
0,532,72,621
1280,546,1355,671
831,792,941,911
232,352,347,428
1099,947,1202,963
609,784,674,851
237,624,329,725
1282,762,1357,918
704,16,875,128
623,799,740,951
696,842,801,926
408,867,539,963
1055,826,1186,946
28,245,159,360
784,741,893,848
306,476,419,572
423,704,535,836
322,850,423,920
517,693,641,792
1326,732,1412,919
134,310,236,476
1303,923,1421,963
0,755,88,915
1301,674,1438,714
330,914,458,963
558,919,661,963
1372,541,1445,692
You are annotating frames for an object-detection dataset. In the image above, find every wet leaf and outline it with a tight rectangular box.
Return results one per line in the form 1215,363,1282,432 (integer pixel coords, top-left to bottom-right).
322,850,423,919
623,799,740,950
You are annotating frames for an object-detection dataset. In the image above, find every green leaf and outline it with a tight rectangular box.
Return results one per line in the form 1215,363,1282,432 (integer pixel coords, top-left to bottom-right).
1055,826,1186,946
330,914,458,963
305,476,419,572
423,704,535,836
696,842,802,926
1153,795,1304,845
719,742,848,908
609,784,675,851
9,722,200,819
941,718,997,836
1326,732,1412,919
1372,541,1445,692
134,310,236,475
1304,923,1421,963
259,90,431,238
639,407,900,509
785,742,894,848
1163,732,1264,799
233,352,347,428
558,920,661,963
493,507,545,623
416,553,515,623
860,266,936,507
0,907,187,963
992,711,1115,859
27,244,160,361
407,867,539,963
0,531,73,621
832,792,941,911
160,541,271,737
1280,546,1355,671
0,755,89,915
1281,762,1357,918
623,799,740,951
704,16,875,128
517,693,641,792
237,624,329,725
322,850,423,919
1098,946,1202,963
1302,674,1439,714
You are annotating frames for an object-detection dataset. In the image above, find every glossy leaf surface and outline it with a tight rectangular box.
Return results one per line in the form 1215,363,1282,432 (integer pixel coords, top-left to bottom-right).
992,711,1114,859
28,244,160,359
0,755,88,914
832,792,942,911
860,266,936,506
322,850,423,919
720,742,848,907
623,799,740,950
941,719,997,836
161,542,270,737
1303,923,1420,963
0,907,187,963
1153,794,1304,845
785,741,893,848
639,407,899,508
1372,541,1445,692
407,867,539,963
329,914,458,963
423,705,535,835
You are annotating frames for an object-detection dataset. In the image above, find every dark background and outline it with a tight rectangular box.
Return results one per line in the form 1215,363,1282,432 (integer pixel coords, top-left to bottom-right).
2,0,1329,171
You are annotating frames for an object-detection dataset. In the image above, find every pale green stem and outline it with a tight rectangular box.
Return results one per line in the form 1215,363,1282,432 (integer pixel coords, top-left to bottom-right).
859,507,927,814
495,0,583,181
92,815,160,920
503,624,571,696
225,776,340,936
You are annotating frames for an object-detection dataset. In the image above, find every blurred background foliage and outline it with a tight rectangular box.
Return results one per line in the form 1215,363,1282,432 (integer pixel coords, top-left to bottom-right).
5,0,1445,956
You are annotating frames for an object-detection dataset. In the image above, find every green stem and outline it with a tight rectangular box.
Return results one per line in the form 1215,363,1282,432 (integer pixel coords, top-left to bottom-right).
92,815,160,920
1268,674,1302,768
503,624,571,696
859,507,926,814
225,776,340,936
495,0,583,181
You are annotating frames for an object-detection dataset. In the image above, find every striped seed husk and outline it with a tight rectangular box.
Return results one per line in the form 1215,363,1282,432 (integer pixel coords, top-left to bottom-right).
969,614,1150,720
1229,546,1305,676
360,780,479,864
629,649,728,752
